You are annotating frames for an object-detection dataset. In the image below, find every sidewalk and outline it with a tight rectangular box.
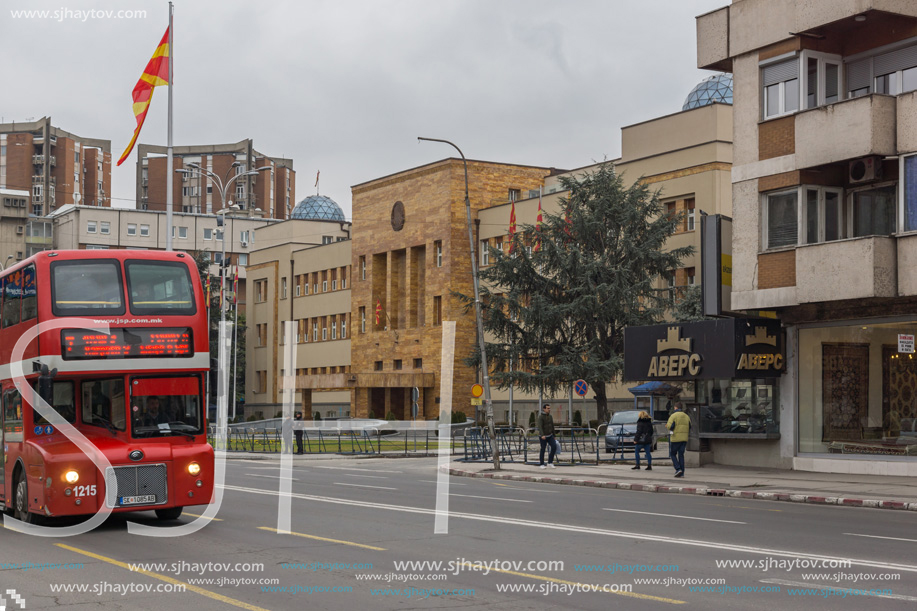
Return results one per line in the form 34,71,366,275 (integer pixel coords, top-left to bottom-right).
446,459,917,512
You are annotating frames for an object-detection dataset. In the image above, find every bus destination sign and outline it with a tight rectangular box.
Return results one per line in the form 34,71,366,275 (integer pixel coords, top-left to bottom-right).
62,328,193,360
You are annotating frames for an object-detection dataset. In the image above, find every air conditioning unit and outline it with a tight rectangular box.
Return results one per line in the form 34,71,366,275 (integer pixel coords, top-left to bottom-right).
16,226,24,235
240,239,248,247
849,156,882,184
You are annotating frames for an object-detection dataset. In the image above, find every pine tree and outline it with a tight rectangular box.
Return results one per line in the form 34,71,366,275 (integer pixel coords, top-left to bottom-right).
473,163,692,422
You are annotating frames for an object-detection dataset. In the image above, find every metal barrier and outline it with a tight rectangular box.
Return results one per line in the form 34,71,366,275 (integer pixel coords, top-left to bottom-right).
460,427,528,462
522,427,599,465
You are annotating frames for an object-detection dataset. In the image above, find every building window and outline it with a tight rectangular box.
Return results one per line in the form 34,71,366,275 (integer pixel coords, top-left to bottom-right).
902,154,917,232
87,221,97,233
341,317,346,338
238,253,248,266
312,322,318,342
495,239,503,254
435,241,443,267
803,52,842,109
685,267,696,286
204,228,213,240
508,188,521,202
666,201,677,223
360,307,366,333
762,57,799,119
127,223,137,236
413,358,422,369
850,184,896,237
360,256,366,280
685,198,696,232
322,236,333,245
280,277,287,299
255,280,268,302
433,295,442,326
178,226,187,239
140,224,150,237
215,229,223,241
481,240,489,266
394,359,402,370
374,361,383,371
297,319,306,343
257,323,267,347
257,371,267,394
331,320,337,340
803,187,843,244
322,324,327,341
665,272,676,289
763,190,798,249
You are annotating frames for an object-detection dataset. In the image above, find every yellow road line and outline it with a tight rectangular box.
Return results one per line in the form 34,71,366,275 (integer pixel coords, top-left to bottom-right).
182,512,224,521
456,562,686,604
54,544,269,611
258,526,386,550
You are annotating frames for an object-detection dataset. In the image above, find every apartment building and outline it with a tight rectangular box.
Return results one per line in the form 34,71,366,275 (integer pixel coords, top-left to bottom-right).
0,117,111,262
696,0,917,474
135,140,295,220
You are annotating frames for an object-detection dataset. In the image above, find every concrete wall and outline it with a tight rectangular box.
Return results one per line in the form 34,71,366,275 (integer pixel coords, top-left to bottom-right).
795,95,898,169
796,237,897,302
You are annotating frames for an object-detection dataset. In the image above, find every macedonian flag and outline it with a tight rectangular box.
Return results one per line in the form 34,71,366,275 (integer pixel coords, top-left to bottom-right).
117,27,170,166
508,200,517,254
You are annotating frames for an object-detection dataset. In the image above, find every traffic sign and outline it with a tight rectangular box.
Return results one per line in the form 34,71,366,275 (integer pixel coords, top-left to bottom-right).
574,379,589,396
471,398,483,405
471,383,484,398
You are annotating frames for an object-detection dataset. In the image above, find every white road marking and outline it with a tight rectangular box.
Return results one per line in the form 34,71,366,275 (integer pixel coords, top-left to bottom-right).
344,474,389,480
450,493,532,504
493,483,561,494
419,480,465,486
334,483,398,491
843,532,917,543
313,466,403,474
219,483,917,574
244,473,300,481
761,579,917,602
603,507,746,524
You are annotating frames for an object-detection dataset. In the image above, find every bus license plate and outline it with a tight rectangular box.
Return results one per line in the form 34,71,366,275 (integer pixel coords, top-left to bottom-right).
119,495,156,506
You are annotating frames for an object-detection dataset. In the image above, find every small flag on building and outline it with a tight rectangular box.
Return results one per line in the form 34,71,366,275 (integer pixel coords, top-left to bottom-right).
117,26,171,166
233,266,239,305
508,200,517,254
205,274,211,306
533,190,543,252
375,300,382,325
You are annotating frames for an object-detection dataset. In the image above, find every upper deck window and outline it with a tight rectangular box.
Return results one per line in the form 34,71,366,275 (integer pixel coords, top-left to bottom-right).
51,260,125,316
126,261,196,316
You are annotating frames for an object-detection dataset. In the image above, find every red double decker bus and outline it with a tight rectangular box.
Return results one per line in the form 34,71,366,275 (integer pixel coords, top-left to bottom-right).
0,250,213,523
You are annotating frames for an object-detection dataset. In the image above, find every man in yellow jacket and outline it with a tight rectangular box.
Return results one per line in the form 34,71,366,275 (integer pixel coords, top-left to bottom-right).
666,402,691,478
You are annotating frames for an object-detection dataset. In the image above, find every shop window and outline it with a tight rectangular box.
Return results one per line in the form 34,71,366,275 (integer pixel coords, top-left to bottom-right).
696,379,779,437
798,320,917,455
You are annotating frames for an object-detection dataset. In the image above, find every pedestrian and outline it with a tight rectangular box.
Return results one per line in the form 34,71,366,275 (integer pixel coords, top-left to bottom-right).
294,411,304,455
666,402,691,477
281,413,293,455
632,410,653,471
537,404,556,469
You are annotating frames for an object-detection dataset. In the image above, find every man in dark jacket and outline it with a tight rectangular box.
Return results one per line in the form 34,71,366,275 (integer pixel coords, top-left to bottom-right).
294,412,304,454
537,404,556,469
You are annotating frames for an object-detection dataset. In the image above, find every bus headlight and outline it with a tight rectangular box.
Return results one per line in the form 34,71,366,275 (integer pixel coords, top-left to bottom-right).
187,462,201,476
64,470,79,484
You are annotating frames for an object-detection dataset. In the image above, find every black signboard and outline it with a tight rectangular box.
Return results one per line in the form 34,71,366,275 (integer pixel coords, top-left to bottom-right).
623,318,784,381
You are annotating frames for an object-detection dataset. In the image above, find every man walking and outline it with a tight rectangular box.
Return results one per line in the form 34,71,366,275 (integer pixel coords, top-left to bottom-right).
537,404,556,469
666,402,691,477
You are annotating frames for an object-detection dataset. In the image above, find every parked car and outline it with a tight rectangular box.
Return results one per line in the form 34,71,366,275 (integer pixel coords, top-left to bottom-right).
605,410,658,453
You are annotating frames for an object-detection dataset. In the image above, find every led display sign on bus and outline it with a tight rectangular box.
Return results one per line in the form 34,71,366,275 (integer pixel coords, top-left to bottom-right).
61,328,193,360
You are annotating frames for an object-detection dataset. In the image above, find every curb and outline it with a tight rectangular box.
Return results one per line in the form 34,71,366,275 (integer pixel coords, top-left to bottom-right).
443,466,917,512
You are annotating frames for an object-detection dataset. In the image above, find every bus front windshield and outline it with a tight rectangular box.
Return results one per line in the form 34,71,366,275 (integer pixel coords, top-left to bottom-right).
130,376,203,438
52,261,124,315
126,261,196,315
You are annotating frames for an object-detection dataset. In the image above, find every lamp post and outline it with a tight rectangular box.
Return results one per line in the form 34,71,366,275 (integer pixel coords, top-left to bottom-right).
176,164,270,421
0,255,14,271
418,137,500,470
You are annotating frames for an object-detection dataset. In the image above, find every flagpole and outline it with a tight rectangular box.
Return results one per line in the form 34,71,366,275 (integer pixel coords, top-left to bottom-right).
165,1,174,251
232,264,239,421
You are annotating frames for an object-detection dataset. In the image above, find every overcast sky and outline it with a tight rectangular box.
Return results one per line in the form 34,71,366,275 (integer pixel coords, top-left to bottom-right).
2,0,727,217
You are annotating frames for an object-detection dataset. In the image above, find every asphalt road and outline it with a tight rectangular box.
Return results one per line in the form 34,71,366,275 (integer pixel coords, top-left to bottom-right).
2,456,916,610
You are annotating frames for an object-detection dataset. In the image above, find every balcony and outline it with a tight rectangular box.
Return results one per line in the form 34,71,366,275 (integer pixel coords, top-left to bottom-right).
796,237,896,303
32,154,56,166
794,94,897,169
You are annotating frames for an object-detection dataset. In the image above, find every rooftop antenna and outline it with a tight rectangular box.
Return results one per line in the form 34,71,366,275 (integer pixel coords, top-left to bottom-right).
315,170,320,196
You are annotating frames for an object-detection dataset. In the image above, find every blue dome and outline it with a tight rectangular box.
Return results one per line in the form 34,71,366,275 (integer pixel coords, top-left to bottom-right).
291,194,345,221
682,73,733,110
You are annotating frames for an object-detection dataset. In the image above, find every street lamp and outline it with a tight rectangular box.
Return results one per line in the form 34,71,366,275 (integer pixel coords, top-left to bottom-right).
418,137,501,470
0,255,14,271
176,164,270,421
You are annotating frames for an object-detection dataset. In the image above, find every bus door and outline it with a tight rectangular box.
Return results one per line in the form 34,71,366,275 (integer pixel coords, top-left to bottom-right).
1,386,25,498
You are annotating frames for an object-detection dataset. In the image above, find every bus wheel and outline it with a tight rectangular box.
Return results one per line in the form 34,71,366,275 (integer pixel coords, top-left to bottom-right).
13,472,40,524
155,507,183,520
